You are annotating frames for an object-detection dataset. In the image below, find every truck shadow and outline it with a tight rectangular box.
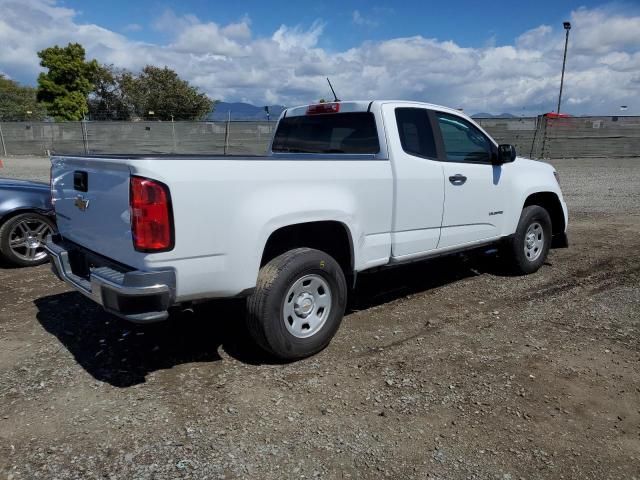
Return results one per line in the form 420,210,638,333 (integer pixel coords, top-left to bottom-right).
34,252,516,388
0,258,52,269
34,294,258,388
350,254,489,311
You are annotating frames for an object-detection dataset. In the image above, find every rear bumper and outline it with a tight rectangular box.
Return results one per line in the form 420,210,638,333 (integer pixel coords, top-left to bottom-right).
44,234,175,323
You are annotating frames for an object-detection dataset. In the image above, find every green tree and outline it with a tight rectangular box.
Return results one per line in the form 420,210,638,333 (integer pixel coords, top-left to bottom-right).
36,43,98,121
87,64,132,120
0,75,47,120
88,65,215,121
124,66,214,120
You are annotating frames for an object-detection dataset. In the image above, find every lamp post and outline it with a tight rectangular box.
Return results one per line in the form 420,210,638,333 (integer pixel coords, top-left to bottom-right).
556,21,571,114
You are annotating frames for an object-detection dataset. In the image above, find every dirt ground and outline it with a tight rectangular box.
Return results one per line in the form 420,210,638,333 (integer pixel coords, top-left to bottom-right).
0,157,639,479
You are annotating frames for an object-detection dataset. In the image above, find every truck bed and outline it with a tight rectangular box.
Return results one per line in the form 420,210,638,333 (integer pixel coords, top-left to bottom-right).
50,153,394,300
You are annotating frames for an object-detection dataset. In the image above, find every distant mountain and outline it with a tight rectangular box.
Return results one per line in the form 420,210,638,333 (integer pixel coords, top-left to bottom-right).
208,102,286,121
471,112,518,118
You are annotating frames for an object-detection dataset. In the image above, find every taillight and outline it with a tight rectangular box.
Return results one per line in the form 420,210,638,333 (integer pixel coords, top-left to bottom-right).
130,176,174,252
306,103,340,115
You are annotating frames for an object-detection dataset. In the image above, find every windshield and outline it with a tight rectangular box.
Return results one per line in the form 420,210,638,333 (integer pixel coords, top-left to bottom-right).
272,112,380,154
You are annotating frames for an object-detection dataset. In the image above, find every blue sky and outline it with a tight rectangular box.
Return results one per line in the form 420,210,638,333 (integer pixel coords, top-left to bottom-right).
2,1,639,114
63,0,609,50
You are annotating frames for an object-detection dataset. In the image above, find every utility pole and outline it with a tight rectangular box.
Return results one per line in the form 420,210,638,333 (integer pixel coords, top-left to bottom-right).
556,21,571,114
171,114,177,153
81,107,89,154
223,110,231,155
0,123,7,156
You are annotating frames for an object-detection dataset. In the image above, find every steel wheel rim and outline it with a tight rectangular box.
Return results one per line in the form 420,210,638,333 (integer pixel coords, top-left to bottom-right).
283,274,332,339
8,217,53,262
524,221,544,262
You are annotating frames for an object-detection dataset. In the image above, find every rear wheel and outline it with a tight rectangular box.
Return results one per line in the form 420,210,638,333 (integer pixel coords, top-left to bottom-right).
0,212,55,267
246,248,347,360
502,205,552,275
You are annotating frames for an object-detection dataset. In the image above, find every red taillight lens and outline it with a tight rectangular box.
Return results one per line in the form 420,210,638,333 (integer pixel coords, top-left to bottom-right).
130,176,173,252
306,102,340,115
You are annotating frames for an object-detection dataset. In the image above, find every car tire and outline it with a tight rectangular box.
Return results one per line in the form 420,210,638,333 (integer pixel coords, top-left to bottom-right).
246,248,348,360
0,212,55,267
502,205,552,275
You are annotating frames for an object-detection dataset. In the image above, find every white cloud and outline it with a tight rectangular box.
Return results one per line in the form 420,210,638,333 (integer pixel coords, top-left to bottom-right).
516,25,553,50
123,23,142,32
570,7,640,54
0,0,638,114
271,20,324,51
151,9,199,33
221,15,252,41
352,10,378,28
172,23,249,56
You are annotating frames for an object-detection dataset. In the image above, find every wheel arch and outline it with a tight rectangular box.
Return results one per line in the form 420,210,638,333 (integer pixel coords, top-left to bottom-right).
260,220,355,277
523,191,565,235
0,208,55,227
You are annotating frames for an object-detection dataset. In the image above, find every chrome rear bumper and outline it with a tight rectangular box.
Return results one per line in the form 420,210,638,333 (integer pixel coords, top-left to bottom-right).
44,234,175,323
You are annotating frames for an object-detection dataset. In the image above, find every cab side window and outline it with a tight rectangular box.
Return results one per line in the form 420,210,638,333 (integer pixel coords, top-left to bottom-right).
436,112,493,163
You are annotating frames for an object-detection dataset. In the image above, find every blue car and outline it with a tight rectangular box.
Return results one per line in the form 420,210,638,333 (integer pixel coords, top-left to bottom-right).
0,178,56,267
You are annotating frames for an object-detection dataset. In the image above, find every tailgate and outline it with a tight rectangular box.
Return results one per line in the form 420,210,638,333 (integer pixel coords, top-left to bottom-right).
51,156,136,263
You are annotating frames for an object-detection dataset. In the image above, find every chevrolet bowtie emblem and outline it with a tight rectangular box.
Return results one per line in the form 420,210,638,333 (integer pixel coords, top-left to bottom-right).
74,194,90,211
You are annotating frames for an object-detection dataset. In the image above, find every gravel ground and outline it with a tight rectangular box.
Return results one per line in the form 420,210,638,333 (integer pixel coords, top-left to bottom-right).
0,156,639,479
0,156,50,183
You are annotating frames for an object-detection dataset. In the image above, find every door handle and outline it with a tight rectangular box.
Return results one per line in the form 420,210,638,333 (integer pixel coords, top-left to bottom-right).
449,174,467,185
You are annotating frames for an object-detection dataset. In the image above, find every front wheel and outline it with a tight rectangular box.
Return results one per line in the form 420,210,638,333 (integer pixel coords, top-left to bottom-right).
246,248,348,360
502,205,552,275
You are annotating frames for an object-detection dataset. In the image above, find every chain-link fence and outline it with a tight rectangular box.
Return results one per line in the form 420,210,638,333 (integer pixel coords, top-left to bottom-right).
475,117,540,158
540,115,640,158
476,115,640,159
0,121,276,156
0,116,638,158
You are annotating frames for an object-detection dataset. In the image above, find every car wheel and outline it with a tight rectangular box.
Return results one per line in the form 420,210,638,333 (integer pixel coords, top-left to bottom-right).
0,212,55,267
502,205,552,275
246,247,348,360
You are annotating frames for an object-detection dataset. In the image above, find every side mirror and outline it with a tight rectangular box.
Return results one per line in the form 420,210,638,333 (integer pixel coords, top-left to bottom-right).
496,144,517,164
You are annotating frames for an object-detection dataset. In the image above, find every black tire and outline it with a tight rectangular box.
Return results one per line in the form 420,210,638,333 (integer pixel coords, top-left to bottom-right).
246,248,348,360
0,212,55,267
502,205,552,275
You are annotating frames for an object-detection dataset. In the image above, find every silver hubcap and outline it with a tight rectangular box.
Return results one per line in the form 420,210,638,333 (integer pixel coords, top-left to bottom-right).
283,274,332,339
524,222,544,262
8,218,53,262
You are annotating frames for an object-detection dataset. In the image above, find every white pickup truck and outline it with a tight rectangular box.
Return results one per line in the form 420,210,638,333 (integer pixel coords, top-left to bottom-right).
46,100,568,359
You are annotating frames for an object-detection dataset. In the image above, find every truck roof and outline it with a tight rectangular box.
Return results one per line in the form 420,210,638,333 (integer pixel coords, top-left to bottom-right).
283,100,475,123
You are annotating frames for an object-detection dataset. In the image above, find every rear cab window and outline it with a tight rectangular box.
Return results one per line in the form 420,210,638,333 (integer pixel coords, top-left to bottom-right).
272,112,380,154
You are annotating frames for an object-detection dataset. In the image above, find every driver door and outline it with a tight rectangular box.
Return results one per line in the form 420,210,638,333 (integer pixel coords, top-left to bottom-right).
434,111,507,249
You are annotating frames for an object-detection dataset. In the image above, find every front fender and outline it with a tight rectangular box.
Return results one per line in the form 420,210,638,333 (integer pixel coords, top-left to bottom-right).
505,159,566,234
